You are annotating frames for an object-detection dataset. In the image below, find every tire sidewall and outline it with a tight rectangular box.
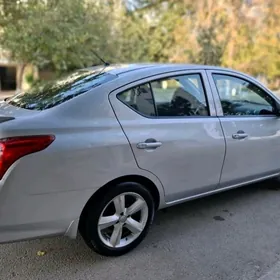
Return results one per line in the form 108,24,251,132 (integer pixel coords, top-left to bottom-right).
85,182,155,256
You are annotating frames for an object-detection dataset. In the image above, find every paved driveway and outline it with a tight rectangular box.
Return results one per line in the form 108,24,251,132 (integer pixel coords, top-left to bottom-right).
1,181,280,280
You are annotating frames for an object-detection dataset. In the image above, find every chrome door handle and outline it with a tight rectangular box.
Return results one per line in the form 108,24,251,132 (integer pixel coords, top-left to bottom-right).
232,131,249,140
137,141,162,149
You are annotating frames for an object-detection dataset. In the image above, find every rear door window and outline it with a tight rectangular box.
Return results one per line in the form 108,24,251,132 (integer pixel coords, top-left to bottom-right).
117,74,209,117
151,74,209,117
8,69,116,110
118,83,156,116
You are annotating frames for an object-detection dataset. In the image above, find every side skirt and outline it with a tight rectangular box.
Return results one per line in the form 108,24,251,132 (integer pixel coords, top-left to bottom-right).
164,173,279,207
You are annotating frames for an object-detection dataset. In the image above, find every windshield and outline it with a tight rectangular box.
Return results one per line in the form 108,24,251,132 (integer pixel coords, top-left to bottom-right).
7,69,116,110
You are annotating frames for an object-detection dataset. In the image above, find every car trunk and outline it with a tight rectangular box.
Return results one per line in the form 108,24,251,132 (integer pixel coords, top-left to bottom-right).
0,101,38,123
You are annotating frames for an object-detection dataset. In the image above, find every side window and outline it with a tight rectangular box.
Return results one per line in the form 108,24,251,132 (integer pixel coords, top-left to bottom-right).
118,83,156,116
150,74,209,117
213,74,276,116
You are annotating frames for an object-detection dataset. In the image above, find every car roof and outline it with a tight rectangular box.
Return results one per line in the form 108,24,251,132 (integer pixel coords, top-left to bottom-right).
48,62,276,116
87,63,234,76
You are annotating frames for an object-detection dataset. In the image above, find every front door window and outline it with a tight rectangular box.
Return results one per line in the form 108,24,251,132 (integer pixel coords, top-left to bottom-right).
213,74,276,116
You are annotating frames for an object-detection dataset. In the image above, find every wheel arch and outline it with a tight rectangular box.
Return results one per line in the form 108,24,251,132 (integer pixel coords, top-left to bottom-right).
83,174,160,213
78,175,161,234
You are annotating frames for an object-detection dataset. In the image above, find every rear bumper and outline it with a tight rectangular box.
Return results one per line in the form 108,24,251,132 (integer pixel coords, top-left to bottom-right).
0,221,67,244
0,168,84,244
0,192,77,244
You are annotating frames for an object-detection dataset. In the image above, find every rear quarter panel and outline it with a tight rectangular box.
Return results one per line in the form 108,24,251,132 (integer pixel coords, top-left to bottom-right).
0,88,165,231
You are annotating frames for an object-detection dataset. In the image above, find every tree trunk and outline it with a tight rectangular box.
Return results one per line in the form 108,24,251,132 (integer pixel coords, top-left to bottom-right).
17,63,27,91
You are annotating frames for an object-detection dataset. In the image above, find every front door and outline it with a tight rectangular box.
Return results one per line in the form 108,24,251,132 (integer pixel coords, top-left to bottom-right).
110,71,226,202
207,71,280,186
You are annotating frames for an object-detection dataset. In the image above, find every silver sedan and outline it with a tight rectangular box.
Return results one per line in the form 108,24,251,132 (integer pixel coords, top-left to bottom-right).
0,63,279,256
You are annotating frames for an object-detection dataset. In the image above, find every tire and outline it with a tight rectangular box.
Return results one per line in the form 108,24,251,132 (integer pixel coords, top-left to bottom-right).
80,182,155,256
265,177,280,190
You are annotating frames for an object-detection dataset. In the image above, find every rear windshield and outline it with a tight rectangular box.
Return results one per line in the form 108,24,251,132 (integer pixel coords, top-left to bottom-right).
7,69,116,110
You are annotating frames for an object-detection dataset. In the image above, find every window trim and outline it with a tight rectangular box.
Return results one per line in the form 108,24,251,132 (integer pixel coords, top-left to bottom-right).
116,73,212,119
149,82,158,116
116,82,157,118
206,70,279,118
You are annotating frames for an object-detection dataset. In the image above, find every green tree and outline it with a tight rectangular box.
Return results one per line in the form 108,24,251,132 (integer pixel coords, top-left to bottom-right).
1,0,279,89
0,0,113,87
170,0,235,65
114,0,179,63
251,0,280,87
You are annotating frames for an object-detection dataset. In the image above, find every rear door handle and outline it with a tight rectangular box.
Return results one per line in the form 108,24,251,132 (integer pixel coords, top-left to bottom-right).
137,141,162,149
232,131,249,140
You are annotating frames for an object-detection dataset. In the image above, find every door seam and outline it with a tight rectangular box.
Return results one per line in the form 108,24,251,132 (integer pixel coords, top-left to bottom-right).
205,70,219,116
107,95,166,196
217,117,227,185
205,70,227,185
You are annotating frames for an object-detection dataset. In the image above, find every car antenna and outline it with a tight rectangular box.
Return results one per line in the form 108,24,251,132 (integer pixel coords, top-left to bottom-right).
92,50,110,67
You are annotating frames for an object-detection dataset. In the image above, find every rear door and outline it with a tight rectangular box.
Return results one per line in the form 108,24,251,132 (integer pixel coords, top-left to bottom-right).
207,70,280,187
110,70,226,203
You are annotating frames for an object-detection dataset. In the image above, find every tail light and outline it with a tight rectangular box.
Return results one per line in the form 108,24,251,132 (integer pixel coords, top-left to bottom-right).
0,135,55,179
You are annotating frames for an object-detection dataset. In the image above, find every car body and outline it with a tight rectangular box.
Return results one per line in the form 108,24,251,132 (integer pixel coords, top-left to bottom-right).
0,63,279,255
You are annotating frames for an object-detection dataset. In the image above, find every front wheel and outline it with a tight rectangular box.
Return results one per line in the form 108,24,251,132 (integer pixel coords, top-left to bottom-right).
80,182,155,256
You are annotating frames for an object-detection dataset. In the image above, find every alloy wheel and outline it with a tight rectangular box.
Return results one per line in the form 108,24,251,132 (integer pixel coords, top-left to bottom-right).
97,192,149,248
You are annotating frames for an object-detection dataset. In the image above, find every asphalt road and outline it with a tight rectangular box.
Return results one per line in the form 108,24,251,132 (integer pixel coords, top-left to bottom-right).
1,181,280,280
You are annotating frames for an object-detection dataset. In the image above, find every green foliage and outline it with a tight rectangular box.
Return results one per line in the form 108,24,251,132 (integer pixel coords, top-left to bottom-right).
0,0,279,88
196,26,225,65
0,0,113,72
115,1,179,63
25,73,35,86
116,13,151,62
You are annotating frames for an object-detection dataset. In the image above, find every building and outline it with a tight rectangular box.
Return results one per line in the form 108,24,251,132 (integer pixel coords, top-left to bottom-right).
0,47,39,95
0,48,18,93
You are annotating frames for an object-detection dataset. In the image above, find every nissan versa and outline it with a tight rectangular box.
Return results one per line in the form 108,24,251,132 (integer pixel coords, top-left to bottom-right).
0,63,279,256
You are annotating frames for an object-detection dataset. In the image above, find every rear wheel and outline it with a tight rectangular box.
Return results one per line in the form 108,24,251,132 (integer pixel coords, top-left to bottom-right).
80,182,155,256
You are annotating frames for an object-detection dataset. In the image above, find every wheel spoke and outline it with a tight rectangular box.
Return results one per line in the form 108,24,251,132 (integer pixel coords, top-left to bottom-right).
97,192,149,249
110,223,123,247
126,198,145,216
98,215,119,230
125,217,144,234
113,195,125,215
